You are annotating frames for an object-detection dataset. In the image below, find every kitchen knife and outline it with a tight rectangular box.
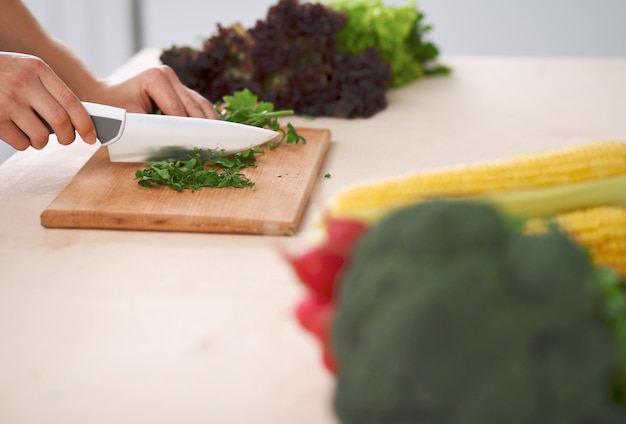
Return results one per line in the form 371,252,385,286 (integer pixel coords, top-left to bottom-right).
46,102,280,162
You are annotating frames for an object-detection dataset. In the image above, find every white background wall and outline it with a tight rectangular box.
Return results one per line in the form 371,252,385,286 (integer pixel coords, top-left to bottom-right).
419,0,626,57
22,0,137,77
2,0,626,165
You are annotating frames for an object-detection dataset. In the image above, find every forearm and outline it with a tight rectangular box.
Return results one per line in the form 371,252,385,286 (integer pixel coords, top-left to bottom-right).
26,37,106,101
0,0,216,125
0,0,105,100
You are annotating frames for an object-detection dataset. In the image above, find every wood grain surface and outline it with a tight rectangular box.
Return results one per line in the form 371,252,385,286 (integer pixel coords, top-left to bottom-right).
40,127,330,235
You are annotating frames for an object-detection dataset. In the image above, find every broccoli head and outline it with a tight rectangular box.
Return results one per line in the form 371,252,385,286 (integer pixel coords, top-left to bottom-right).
332,200,624,424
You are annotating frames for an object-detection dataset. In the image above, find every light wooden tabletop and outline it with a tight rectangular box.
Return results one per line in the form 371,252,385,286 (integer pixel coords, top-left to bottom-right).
1,49,625,424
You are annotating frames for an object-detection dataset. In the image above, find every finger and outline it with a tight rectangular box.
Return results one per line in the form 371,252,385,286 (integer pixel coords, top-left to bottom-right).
0,121,31,151
188,88,220,119
14,56,93,144
32,103,75,145
138,67,187,116
174,88,208,118
38,70,97,144
0,56,60,147
10,110,51,149
160,65,219,119
63,100,97,144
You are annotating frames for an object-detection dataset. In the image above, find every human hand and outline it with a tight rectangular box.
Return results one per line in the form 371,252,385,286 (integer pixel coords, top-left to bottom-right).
90,64,219,120
0,52,97,151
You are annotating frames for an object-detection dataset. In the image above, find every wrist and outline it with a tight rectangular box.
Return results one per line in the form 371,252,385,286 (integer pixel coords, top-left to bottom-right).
76,79,112,104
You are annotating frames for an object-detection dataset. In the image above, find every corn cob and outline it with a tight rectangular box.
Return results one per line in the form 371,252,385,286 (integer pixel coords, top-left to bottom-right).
558,206,626,277
525,206,626,277
327,141,626,222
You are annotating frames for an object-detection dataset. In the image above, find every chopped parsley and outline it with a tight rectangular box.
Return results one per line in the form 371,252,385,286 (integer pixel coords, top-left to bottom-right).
135,149,259,192
136,89,305,191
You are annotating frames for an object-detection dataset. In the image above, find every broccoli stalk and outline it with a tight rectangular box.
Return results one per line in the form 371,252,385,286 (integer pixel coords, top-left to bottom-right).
331,200,626,424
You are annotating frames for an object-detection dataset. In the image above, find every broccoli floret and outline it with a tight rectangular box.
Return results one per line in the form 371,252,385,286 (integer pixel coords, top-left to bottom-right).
332,200,624,424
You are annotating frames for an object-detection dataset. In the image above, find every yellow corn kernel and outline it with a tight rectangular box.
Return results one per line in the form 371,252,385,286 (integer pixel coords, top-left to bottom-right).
555,206,626,277
524,206,626,277
328,141,626,218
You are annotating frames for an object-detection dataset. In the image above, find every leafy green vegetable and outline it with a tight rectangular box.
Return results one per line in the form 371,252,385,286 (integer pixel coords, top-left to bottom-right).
160,0,393,119
136,88,304,191
325,0,450,87
135,149,259,191
218,88,306,146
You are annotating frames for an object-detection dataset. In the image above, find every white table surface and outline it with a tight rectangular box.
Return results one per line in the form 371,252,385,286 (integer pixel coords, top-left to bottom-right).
1,49,626,424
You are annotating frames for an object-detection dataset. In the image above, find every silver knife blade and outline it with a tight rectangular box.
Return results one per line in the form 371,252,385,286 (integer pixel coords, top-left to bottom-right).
81,102,280,162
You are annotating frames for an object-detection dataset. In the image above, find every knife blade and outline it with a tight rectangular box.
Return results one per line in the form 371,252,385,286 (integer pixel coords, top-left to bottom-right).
45,102,280,162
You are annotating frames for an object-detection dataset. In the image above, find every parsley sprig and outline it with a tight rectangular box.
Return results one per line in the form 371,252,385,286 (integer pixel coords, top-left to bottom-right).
136,89,304,191
135,149,259,192
218,89,306,146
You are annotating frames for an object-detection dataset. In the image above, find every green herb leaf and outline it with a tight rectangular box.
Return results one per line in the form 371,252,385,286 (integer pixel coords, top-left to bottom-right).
137,89,304,192
218,88,305,147
135,150,258,192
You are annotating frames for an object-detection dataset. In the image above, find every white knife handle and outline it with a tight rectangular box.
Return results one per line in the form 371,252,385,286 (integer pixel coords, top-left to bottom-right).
40,102,126,145
81,102,126,145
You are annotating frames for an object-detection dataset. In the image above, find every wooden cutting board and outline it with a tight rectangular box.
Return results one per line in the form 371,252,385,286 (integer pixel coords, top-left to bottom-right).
41,127,330,235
